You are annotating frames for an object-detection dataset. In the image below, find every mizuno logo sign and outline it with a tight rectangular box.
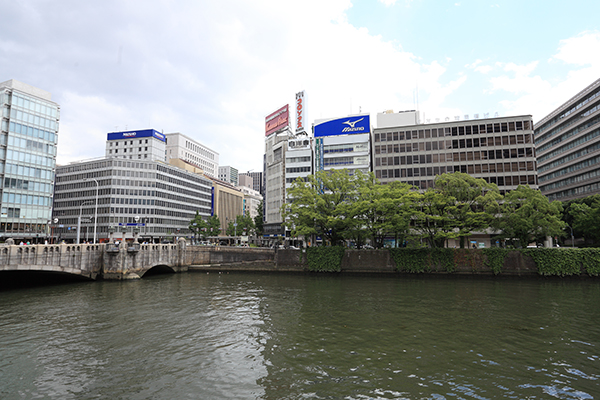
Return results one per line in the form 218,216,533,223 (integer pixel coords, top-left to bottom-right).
341,117,365,132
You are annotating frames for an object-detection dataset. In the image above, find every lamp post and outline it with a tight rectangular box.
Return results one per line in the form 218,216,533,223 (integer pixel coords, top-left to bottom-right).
85,178,99,244
77,200,93,244
566,224,574,248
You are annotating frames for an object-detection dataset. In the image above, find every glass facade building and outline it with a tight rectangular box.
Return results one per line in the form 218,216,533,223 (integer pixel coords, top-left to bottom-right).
0,79,59,242
535,78,600,201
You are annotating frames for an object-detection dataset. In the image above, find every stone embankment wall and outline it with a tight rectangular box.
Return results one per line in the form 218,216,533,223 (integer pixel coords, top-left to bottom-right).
188,248,541,275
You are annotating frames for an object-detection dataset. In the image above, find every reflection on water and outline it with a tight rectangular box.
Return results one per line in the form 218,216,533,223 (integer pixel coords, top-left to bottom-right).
1,273,598,399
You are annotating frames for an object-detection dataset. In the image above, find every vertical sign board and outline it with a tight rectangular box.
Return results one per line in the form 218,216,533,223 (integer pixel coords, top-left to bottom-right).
295,91,305,134
211,187,215,216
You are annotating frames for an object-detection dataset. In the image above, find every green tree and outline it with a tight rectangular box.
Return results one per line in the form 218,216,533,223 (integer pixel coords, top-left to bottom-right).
434,172,502,248
188,211,208,241
283,169,358,246
226,214,255,236
493,185,565,247
412,188,459,248
348,174,415,248
569,196,600,245
254,200,264,236
206,215,221,236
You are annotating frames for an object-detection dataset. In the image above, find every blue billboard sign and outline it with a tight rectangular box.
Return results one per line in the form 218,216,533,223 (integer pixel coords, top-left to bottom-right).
314,114,370,137
107,129,166,142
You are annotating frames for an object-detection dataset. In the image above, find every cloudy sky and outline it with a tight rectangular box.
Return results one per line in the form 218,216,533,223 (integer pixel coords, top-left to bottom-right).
2,0,600,173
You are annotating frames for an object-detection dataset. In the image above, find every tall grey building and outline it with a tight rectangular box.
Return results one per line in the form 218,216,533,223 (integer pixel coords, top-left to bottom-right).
372,112,537,194
0,79,59,242
535,78,600,201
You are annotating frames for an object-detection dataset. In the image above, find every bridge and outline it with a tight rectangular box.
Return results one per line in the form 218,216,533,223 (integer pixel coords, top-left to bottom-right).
0,239,279,281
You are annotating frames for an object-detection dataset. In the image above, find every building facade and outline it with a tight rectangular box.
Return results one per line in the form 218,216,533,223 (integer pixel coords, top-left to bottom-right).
314,113,371,176
239,171,264,197
0,79,59,242
165,132,219,178
372,113,537,194
535,78,600,201
218,165,238,186
106,129,166,161
53,158,212,243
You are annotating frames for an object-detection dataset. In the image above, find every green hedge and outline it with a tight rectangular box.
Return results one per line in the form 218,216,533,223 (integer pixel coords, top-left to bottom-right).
389,247,600,276
389,248,455,273
521,248,600,277
306,246,345,272
481,248,511,275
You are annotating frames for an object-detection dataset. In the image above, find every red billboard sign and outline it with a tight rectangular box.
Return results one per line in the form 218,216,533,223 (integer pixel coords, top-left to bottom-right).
265,105,289,136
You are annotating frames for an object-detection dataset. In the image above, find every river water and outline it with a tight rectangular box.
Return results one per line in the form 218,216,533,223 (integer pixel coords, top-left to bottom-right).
0,272,598,399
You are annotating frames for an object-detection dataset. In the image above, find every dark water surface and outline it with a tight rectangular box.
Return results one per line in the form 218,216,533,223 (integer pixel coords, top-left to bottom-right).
1,272,599,399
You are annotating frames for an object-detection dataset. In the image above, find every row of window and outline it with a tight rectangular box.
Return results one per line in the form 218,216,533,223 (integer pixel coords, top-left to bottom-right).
9,108,58,131
185,139,216,160
4,178,52,194
109,139,149,146
9,93,58,118
537,113,600,155
6,163,54,181
8,135,55,155
375,148,535,167
535,95,600,146
540,167,600,193
286,156,311,163
7,149,54,168
375,134,533,154
538,140,600,175
546,181,600,202
536,87,600,136
538,128,600,168
286,166,311,174
377,167,536,186
377,162,535,177
374,120,531,142
9,121,57,143
538,154,600,183
1,192,51,207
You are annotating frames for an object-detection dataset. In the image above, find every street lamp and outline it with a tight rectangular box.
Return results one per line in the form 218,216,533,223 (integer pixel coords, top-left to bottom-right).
566,224,574,248
85,178,99,244
77,200,93,244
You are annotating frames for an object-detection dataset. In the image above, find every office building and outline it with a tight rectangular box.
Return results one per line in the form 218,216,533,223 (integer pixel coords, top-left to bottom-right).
285,134,313,191
239,171,264,197
218,165,238,186
165,132,219,178
314,113,371,175
535,78,600,201
53,156,212,243
106,129,166,161
0,79,59,242
263,105,290,239
372,112,537,194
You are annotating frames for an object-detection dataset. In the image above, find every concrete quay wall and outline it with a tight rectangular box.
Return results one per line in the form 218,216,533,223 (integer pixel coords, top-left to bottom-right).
189,248,540,276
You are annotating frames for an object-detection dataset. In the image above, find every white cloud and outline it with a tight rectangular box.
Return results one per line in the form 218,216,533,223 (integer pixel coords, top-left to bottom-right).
0,0,484,171
487,31,600,121
551,30,600,66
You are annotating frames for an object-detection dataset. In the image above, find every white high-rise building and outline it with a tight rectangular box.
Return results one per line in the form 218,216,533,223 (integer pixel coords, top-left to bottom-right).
165,132,219,178
0,79,59,242
313,113,371,176
105,129,166,161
